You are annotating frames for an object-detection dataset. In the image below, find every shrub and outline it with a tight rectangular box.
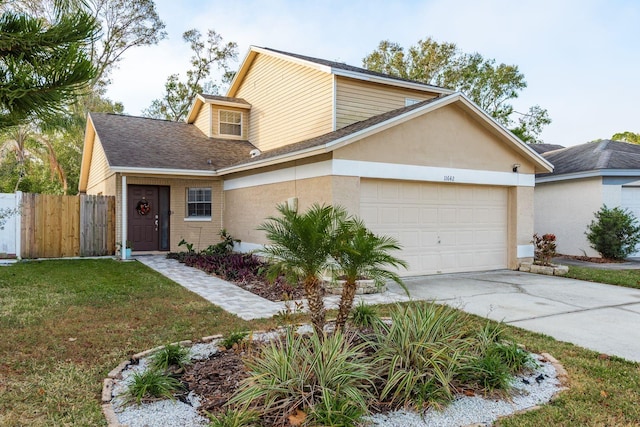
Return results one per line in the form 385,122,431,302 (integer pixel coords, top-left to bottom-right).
231,329,373,426
459,341,532,392
462,350,512,392
208,408,260,427
532,233,557,265
350,300,381,329
177,238,195,253
219,331,249,349
180,252,267,282
121,369,183,405
203,229,240,256
586,205,640,260
368,303,472,408
149,344,191,371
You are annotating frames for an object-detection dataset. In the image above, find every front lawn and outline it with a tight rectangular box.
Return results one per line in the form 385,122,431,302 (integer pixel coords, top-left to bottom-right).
0,259,639,426
564,265,640,289
0,259,275,426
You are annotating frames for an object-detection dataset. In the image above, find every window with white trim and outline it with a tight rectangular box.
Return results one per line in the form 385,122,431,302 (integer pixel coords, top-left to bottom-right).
219,110,242,136
187,188,212,218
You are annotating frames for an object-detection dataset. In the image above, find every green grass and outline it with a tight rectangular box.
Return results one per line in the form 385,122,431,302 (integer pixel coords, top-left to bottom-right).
0,259,275,426
564,265,640,289
0,260,639,426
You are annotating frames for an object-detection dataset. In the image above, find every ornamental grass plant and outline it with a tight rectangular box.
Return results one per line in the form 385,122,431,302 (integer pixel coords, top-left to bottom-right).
122,369,184,405
231,328,373,426
367,303,472,409
149,343,191,371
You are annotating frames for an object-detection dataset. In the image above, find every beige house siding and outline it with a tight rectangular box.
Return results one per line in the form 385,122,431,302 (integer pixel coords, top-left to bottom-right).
335,76,438,129
86,135,113,192
193,104,211,137
223,175,333,245
114,175,224,252
234,53,333,151
535,177,602,257
334,104,535,174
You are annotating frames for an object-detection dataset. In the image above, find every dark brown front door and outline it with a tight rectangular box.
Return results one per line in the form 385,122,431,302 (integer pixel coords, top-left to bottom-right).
128,185,159,251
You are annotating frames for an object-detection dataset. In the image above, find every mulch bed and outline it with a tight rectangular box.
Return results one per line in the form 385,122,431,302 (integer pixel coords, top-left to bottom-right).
556,254,625,264
232,276,305,302
181,349,250,415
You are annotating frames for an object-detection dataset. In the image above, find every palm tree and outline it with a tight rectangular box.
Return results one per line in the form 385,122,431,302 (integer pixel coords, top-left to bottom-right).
258,203,347,336
333,218,408,332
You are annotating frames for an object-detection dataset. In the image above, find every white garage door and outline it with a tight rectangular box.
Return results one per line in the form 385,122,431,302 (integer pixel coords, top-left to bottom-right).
621,187,640,257
360,179,508,276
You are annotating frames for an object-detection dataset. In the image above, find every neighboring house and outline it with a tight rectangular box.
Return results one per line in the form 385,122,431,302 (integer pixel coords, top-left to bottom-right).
79,46,552,276
533,140,640,257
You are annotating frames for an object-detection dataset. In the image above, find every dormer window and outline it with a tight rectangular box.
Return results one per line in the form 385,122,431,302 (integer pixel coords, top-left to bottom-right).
219,110,242,136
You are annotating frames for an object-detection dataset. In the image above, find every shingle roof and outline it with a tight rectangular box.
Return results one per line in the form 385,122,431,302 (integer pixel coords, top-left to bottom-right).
537,140,640,177
225,95,447,168
529,144,565,154
259,47,449,92
90,113,257,171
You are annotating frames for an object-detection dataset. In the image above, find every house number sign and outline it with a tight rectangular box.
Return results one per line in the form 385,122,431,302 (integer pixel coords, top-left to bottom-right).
444,175,455,182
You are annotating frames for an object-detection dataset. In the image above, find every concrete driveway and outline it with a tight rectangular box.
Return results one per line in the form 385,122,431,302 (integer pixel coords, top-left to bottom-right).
387,270,640,363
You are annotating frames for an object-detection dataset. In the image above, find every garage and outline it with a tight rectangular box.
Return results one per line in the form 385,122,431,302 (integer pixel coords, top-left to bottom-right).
360,179,508,276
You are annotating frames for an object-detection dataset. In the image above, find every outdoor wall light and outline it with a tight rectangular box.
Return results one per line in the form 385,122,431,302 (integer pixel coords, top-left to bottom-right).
512,163,521,173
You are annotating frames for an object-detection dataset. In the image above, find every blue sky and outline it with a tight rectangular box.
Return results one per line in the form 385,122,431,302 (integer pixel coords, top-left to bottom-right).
105,0,640,146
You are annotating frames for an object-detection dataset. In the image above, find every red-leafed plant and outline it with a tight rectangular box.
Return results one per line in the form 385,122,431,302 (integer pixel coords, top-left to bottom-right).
532,233,557,266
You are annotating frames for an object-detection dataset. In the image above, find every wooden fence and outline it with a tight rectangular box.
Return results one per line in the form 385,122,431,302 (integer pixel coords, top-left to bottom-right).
20,193,115,258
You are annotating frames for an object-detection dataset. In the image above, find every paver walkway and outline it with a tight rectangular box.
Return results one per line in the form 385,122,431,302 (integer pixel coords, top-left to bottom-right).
136,255,409,320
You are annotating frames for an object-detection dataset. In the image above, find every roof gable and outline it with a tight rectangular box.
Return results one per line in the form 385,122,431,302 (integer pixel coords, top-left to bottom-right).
227,46,452,98
185,93,251,124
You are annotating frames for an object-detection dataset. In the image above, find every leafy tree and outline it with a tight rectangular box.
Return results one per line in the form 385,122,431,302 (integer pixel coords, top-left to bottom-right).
144,29,237,121
9,0,167,89
611,131,640,144
332,218,407,332
363,37,551,143
258,204,348,337
0,5,99,129
585,205,640,260
0,0,164,193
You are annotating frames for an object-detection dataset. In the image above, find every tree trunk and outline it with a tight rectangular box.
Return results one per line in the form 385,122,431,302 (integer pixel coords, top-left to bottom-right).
335,280,357,332
304,275,326,337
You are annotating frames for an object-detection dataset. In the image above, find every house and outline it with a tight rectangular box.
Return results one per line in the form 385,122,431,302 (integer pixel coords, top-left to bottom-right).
79,46,552,276
533,140,640,257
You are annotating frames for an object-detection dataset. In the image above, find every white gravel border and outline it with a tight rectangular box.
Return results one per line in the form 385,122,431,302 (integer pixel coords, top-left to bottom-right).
103,328,568,427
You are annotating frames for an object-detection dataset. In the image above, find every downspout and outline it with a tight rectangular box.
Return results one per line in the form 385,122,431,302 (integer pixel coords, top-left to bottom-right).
121,175,127,260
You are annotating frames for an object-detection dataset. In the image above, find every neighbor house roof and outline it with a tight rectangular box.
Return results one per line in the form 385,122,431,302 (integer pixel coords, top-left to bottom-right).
87,113,256,172
227,46,453,97
529,144,565,154
537,140,640,182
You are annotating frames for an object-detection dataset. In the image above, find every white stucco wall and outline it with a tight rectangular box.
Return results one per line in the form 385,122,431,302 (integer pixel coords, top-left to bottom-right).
534,177,602,257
